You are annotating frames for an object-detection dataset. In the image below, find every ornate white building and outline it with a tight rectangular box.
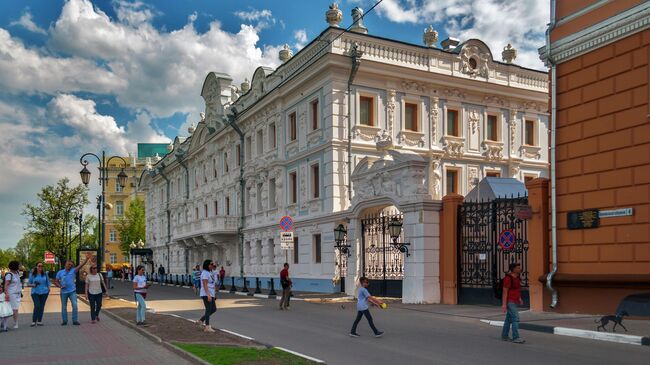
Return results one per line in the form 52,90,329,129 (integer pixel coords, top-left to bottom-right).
140,6,548,303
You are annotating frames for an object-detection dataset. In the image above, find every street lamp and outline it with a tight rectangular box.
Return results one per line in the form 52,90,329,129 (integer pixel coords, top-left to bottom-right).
79,151,129,272
333,224,350,293
388,216,410,257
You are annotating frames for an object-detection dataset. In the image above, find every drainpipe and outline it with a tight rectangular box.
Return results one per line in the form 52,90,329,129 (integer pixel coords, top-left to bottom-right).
157,166,172,272
545,0,559,309
226,109,246,279
347,42,363,203
176,155,190,274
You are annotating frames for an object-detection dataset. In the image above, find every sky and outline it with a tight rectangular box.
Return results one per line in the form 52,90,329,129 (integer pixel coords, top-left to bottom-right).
0,0,550,249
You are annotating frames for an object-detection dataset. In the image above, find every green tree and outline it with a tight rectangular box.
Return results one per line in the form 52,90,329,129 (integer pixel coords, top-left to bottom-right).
0,248,17,269
116,198,146,255
22,178,90,262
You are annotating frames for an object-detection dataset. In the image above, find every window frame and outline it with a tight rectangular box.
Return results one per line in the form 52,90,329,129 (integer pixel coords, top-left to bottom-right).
404,101,419,132
486,114,499,141
269,123,277,149
311,163,320,199
288,111,297,141
525,119,537,146
359,95,375,126
293,236,299,264
313,234,322,263
256,129,264,156
115,201,124,217
445,168,460,195
310,98,320,131
446,109,459,137
269,178,277,209
289,171,297,204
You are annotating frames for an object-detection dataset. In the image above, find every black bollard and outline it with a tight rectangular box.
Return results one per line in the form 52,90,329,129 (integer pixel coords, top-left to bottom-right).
254,277,261,294
230,277,236,293
175,274,179,286
242,278,249,293
268,278,277,297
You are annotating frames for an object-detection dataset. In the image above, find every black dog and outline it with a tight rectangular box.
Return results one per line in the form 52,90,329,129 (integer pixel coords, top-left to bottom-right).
595,311,629,332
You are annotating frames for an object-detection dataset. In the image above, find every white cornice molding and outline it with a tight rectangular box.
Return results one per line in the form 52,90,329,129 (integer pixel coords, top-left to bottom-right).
540,2,650,65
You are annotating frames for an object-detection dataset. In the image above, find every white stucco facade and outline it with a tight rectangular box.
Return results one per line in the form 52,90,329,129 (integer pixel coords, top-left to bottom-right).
140,20,548,303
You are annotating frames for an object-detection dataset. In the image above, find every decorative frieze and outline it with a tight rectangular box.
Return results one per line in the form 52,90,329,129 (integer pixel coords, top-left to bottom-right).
443,135,465,158
397,130,425,148
482,140,504,161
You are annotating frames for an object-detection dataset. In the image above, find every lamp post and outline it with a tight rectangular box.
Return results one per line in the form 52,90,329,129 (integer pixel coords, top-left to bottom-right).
130,241,136,269
79,151,129,272
334,224,351,292
74,212,83,249
388,216,410,257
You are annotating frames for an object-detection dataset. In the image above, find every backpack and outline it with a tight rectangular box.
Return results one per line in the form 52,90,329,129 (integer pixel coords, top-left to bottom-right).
493,275,512,299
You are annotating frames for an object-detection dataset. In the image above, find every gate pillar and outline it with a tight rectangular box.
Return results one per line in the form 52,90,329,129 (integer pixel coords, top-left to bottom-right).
440,193,464,305
525,178,550,312
401,201,442,304
345,217,362,297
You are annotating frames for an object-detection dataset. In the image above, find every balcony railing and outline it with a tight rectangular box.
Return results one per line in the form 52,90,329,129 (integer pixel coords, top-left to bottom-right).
172,215,238,240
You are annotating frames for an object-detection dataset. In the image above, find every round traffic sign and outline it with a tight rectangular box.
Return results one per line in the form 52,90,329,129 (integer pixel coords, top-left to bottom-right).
280,216,294,232
498,229,516,251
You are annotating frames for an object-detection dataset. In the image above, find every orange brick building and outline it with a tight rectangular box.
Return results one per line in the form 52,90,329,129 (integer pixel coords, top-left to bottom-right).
537,0,650,313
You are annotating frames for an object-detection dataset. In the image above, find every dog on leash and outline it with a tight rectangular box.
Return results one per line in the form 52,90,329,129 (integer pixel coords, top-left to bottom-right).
595,311,629,332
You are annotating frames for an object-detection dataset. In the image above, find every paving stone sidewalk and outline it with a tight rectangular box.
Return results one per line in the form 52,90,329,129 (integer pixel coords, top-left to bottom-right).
0,287,190,365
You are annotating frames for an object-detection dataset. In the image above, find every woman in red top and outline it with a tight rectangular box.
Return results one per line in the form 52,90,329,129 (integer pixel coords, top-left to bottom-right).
501,263,525,343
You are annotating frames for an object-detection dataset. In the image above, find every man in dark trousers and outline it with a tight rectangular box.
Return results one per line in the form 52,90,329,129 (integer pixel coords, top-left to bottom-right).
279,263,292,310
158,265,166,285
501,262,525,343
218,266,226,287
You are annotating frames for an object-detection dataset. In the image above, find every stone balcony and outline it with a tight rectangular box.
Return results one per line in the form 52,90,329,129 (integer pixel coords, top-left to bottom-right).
172,215,239,243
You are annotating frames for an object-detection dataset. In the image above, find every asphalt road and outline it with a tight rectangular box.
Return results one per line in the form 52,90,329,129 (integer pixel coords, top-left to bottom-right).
108,280,649,365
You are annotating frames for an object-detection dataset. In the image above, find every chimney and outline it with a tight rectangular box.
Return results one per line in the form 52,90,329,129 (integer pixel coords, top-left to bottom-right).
441,37,460,51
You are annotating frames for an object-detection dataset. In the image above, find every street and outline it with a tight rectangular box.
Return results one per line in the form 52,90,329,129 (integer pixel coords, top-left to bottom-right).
109,280,649,365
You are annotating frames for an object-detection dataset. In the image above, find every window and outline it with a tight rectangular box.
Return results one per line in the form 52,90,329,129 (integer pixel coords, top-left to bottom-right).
289,112,297,141
445,169,459,195
245,136,252,161
203,164,207,183
486,171,501,178
359,96,374,126
257,183,263,212
269,123,276,149
116,201,124,216
311,99,319,130
256,129,264,156
236,145,241,166
245,188,251,214
269,178,276,209
110,253,117,264
293,236,299,264
289,171,297,204
487,115,498,141
313,234,321,263
226,197,231,215
170,181,174,197
195,207,199,220
405,102,418,131
177,177,181,195
224,152,229,173
194,168,198,187
213,158,218,178
214,200,219,215
204,204,208,218
447,109,459,136
311,164,320,199
115,179,123,192
109,229,116,242
525,120,536,146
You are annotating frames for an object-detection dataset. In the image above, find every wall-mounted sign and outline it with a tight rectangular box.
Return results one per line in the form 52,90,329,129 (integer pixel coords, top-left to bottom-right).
515,204,533,220
567,209,600,230
280,231,294,250
599,208,634,218
498,229,516,251
478,253,487,261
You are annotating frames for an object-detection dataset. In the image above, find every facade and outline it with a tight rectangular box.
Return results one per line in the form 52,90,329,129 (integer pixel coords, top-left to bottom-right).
104,143,169,268
140,6,548,302
536,0,650,313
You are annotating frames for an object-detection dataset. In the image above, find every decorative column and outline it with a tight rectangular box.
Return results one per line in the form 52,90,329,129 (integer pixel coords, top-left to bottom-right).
401,201,442,304
440,193,464,304
525,178,550,312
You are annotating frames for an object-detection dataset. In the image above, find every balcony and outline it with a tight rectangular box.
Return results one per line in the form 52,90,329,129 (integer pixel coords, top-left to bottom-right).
172,215,238,241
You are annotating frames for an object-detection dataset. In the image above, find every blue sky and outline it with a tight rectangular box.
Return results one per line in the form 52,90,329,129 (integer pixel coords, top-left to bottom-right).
0,0,549,249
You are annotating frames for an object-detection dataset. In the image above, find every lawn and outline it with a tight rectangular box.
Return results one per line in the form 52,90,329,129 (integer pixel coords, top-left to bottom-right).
174,343,319,365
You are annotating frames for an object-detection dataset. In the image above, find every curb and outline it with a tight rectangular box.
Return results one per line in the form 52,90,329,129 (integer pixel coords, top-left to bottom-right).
480,319,650,346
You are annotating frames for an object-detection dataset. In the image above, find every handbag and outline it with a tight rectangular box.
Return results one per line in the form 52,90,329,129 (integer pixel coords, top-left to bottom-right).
0,296,12,318
100,273,107,294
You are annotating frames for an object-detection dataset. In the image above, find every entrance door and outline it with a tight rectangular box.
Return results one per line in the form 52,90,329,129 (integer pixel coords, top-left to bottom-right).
361,211,405,297
457,198,529,305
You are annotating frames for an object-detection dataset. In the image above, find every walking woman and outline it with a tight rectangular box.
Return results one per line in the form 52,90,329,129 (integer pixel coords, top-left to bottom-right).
196,260,216,332
27,262,50,326
192,265,201,296
3,261,22,329
132,265,149,325
85,265,107,324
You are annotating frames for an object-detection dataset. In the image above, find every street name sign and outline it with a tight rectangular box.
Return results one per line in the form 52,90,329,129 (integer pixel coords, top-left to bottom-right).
599,208,634,218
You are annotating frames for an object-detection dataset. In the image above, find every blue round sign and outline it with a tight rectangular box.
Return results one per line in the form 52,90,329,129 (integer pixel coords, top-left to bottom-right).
498,229,516,251
280,216,294,232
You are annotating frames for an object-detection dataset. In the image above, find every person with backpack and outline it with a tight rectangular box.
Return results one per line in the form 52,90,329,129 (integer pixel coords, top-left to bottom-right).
501,262,525,343
27,262,50,326
3,261,22,329
279,263,292,310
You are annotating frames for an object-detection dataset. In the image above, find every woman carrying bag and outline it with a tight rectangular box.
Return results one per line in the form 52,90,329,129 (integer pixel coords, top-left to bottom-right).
27,262,50,326
85,265,108,324
0,281,12,331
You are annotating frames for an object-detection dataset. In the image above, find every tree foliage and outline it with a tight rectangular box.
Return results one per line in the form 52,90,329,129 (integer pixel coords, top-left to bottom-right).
116,198,146,255
22,178,90,262
0,248,17,269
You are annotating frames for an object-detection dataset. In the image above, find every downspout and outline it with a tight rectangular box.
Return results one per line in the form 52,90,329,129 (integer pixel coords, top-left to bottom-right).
226,110,246,279
157,166,172,273
177,156,190,273
545,0,559,309
347,42,363,203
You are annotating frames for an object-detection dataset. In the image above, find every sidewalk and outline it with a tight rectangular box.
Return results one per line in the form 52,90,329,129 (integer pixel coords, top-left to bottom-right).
1,287,190,365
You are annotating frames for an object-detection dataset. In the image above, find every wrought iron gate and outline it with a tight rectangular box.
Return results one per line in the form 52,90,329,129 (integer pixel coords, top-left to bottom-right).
457,197,529,305
361,211,405,297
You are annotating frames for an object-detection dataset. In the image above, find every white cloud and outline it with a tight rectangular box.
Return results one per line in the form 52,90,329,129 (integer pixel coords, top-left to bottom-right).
10,10,47,35
234,9,273,22
374,0,548,70
294,29,308,50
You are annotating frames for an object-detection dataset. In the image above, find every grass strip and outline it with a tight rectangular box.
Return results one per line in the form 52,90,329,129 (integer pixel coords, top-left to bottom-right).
174,343,317,365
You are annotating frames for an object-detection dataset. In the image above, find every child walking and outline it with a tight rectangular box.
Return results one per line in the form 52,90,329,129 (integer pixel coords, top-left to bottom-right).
350,276,385,338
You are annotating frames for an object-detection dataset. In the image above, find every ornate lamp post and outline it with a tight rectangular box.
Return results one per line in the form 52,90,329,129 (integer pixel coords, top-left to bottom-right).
388,216,410,257
334,224,350,292
79,151,129,272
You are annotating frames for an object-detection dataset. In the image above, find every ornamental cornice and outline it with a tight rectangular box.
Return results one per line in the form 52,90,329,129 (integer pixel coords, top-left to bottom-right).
539,2,650,65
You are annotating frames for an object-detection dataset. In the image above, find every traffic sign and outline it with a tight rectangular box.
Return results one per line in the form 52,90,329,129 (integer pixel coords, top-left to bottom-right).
280,231,294,250
280,216,294,232
498,229,516,251
44,251,56,264
515,204,532,220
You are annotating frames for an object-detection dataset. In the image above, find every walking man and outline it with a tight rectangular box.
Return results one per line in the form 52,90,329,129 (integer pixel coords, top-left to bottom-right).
279,263,292,310
158,265,166,285
501,262,525,343
218,266,226,288
349,276,384,338
55,252,92,326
